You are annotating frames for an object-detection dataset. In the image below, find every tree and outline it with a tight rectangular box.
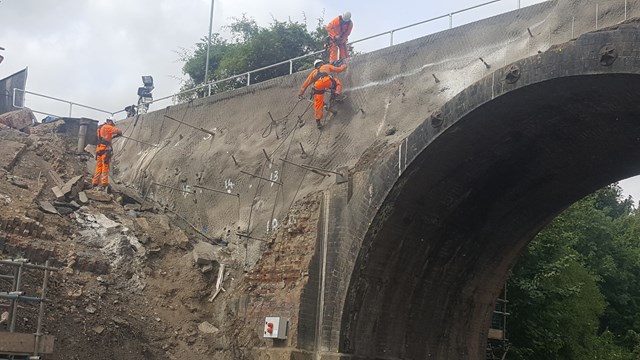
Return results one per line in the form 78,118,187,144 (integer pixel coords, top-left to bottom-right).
507,184,639,359
177,15,327,100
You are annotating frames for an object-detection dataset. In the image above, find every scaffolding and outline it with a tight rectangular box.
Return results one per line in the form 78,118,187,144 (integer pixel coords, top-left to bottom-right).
0,259,58,360
486,283,510,360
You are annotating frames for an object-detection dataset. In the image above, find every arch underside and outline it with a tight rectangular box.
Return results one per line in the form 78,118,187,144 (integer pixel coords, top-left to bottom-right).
340,73,640,359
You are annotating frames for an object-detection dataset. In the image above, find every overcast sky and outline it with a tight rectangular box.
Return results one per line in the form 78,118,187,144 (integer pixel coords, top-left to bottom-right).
2,0,639,202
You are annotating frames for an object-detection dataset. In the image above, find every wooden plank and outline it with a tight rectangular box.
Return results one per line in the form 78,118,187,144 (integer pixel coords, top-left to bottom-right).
487,328,504,340
0,332,55,354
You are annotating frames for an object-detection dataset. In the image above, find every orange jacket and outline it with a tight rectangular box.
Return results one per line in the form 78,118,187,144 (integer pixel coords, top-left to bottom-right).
96,123,122,150
326,16,353,41
299,63,347,95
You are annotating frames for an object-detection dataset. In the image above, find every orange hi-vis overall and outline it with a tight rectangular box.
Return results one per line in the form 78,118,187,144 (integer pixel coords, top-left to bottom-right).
299,63,347,122
326,15,353,63
92,123,122,186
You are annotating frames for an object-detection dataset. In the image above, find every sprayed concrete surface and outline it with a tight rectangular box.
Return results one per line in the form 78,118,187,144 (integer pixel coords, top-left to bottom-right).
111,1,640,359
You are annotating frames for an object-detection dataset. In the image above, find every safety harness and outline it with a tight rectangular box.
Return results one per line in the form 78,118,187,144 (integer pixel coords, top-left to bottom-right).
96,125,114,161
311,69,337,95
97,125,112,146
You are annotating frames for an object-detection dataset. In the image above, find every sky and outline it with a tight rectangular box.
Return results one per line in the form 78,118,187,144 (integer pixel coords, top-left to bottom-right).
2,0,640,202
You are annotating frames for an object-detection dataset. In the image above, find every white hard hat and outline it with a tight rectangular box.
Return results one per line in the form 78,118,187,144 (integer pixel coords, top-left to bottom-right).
106,115,115,123
313,59,324,68
342,11,351,22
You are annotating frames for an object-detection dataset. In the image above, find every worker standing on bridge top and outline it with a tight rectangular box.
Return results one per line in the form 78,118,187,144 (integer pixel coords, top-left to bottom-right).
92,116,122,190
326,11,353,64
298,59,347,129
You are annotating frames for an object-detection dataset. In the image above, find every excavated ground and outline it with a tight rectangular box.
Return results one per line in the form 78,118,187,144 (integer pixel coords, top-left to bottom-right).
0,119,311,359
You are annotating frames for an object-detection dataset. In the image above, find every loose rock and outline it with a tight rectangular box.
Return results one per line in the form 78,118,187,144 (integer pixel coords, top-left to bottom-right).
198,321,219,334
85,190,112,202
192,241,217,266
38,201,59,215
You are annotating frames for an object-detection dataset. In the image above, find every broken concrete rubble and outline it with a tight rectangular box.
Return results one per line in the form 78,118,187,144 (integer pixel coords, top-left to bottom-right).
50,175,83,201
38,201,59,215
85,190,111,202
7,175,28,189
198,321,219,334
0,108,35,131
95,214,121,235
51,186,65,200
60,175,83,199
78,191,89,204
192,241,218,266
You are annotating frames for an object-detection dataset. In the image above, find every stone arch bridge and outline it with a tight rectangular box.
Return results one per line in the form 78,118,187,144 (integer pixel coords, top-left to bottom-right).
114,1,640,358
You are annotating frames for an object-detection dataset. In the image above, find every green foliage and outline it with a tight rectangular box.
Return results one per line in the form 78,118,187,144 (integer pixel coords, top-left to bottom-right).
178,14,327,100
508,184,640,359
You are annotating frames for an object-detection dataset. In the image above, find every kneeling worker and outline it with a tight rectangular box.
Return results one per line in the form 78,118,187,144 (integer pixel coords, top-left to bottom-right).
92,116,122,189
298,59,347,129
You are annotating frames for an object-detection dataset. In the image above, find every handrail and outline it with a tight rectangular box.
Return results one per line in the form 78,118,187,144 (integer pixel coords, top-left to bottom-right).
112,0,529,114
13,88,113,118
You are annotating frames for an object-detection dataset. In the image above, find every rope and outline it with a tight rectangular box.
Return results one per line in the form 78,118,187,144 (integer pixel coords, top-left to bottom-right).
244,99,312,237
266,113,301,232
287,130,324,213
261,98,303,138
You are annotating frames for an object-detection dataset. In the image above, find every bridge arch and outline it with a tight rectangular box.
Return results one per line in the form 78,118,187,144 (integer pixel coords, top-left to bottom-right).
333,23,640,360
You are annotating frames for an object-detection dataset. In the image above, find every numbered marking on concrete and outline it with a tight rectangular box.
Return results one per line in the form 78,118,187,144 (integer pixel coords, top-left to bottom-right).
266,218,279,233
224,178,235,193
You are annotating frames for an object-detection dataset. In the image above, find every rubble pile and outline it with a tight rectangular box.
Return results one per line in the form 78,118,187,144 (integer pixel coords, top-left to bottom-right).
0,111,240,359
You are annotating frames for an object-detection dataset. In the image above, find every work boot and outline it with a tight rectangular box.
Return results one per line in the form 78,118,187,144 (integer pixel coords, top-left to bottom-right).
316,120,323,129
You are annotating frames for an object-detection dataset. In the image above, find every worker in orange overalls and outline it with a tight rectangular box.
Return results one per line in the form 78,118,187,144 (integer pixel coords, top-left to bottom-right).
298,59,347,129
92,116,122,189
326,11,353,63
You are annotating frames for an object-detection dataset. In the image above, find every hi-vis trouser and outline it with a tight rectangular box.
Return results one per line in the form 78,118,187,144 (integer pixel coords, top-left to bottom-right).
92,147,113,185
312,76,343,121
327,38,348,63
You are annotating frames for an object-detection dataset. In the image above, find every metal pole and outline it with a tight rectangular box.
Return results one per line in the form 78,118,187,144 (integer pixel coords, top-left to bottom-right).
163,114,216,137
9,262,23,332
204,0,215,84
449,13,453,29
193,184,239,197
240,170,282,185
152,182,195,194
518,0,521,9
117,134,159,147
289,60,293,74
0,260,58,271
208,83,212,97
247,73,251,86
279,157,343,176
572,16,575,38
595,4,599,30
34,260,50,357
68,103,73,117
390,31,394,46
625,0,628,20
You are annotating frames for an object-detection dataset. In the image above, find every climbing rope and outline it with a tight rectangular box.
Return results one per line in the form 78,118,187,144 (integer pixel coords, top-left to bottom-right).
261,98,308,138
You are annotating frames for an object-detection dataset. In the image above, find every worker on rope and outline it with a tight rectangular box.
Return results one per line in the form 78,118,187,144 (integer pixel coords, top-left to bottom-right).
92,116,122,189
326,11,353,64
298,59,346,129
